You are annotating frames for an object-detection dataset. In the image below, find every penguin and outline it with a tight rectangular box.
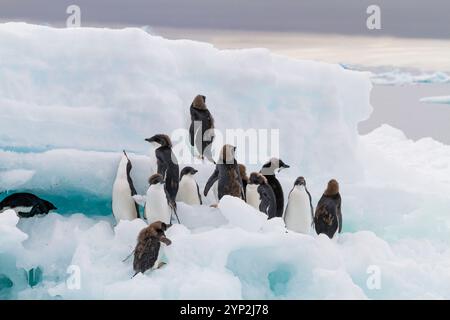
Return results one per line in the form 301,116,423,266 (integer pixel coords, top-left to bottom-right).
260,158,290,218
283,177,314,234
204,145,245,201
189,94,215,162
246,172,277,218
176,166,202,205
314,179,342,239
239,164,249,197
134,174,173,225
0,193,56,218
112,151,139,222
133,221,172,276
145,134,179,212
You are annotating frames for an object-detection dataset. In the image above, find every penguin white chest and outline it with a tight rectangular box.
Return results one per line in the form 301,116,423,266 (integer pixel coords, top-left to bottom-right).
177,175,200,205
145,185,171,224
246,184,261,210
284,187,312,234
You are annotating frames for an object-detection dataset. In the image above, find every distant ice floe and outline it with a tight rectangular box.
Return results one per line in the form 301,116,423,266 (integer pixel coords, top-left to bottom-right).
341,64,450,86
420,96,450,104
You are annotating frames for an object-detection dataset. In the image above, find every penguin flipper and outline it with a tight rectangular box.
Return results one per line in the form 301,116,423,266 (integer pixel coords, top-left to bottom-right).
204,167,219,197
132,195,147,207
196,183,203,205
18,205,43,218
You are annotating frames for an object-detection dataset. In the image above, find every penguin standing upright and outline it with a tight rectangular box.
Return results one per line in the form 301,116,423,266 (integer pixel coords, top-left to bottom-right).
246,172,277,218
284,177,314,234
145,134,179,212
0,193,56,218
314,179,342,239
133,221,172,276
204,145,245,201
176,166,202,205
189,94,215,162
112,151,139,222
134,174,173,225
260,158,290,217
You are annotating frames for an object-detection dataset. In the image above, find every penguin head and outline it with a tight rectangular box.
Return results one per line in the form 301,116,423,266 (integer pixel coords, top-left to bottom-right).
148,173,164,186
294,176,307,187
261,158,290,175
249,172,267,185
145,134,172,148
191,94,207,110
180,166,198,179
324,179,339,196
219,144,236,164
140,221,172,246
43,200,57,211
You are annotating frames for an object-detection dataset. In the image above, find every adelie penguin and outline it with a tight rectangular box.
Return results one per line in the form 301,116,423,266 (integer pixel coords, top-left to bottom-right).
204,145,245,201
134,174,174,225
133,221,172,276
189,94,215,162
112,151,139,222
176,166,202,205
260,158,290,218
0,193,56,218
145,134,179,213
246,172,277,218
284,177,314,234
314,179,342,239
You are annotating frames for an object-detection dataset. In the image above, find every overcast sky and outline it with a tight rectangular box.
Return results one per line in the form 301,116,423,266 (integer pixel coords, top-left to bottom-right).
1,0,449,39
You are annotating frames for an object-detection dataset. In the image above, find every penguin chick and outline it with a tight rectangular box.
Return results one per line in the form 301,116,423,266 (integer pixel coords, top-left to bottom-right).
133,221,172,276
314,179,342,238
189,94,215,162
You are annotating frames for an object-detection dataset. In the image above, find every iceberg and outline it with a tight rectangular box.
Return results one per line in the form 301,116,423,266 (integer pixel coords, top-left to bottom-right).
1,23,450,299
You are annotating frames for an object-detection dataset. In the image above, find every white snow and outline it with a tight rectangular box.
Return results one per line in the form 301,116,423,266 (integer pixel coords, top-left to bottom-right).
1,23,450,300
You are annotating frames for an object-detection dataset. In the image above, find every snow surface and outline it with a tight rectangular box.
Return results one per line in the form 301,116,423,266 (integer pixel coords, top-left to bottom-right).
1,23,450,300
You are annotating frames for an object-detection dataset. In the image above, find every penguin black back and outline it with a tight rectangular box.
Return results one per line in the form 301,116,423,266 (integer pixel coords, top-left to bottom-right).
260,158,290,217
204,145,245,200
314,179,342,238
145,134,180,206
133,221,172,276
249,172,277,219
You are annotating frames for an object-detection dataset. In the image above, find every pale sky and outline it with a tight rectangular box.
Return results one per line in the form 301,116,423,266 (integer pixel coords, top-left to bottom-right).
0,0,449,39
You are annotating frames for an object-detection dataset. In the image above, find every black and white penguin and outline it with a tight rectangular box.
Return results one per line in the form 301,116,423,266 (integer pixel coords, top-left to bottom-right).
246,172,277,218
260,158,290,217
145,134,179,211
0,193,56,218
176,166,202,205
314,179,342,239
112,151,139,222
204,145,245,201
189,94,215,162
133,221,172,276
133,174,173,225
284,177,314,234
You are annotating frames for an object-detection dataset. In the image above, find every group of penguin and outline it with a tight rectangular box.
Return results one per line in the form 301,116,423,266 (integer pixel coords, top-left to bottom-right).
111,95,344,276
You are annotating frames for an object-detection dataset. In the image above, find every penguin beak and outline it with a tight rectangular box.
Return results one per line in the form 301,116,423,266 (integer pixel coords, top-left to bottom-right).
193,169,198,174
145,138,152,143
